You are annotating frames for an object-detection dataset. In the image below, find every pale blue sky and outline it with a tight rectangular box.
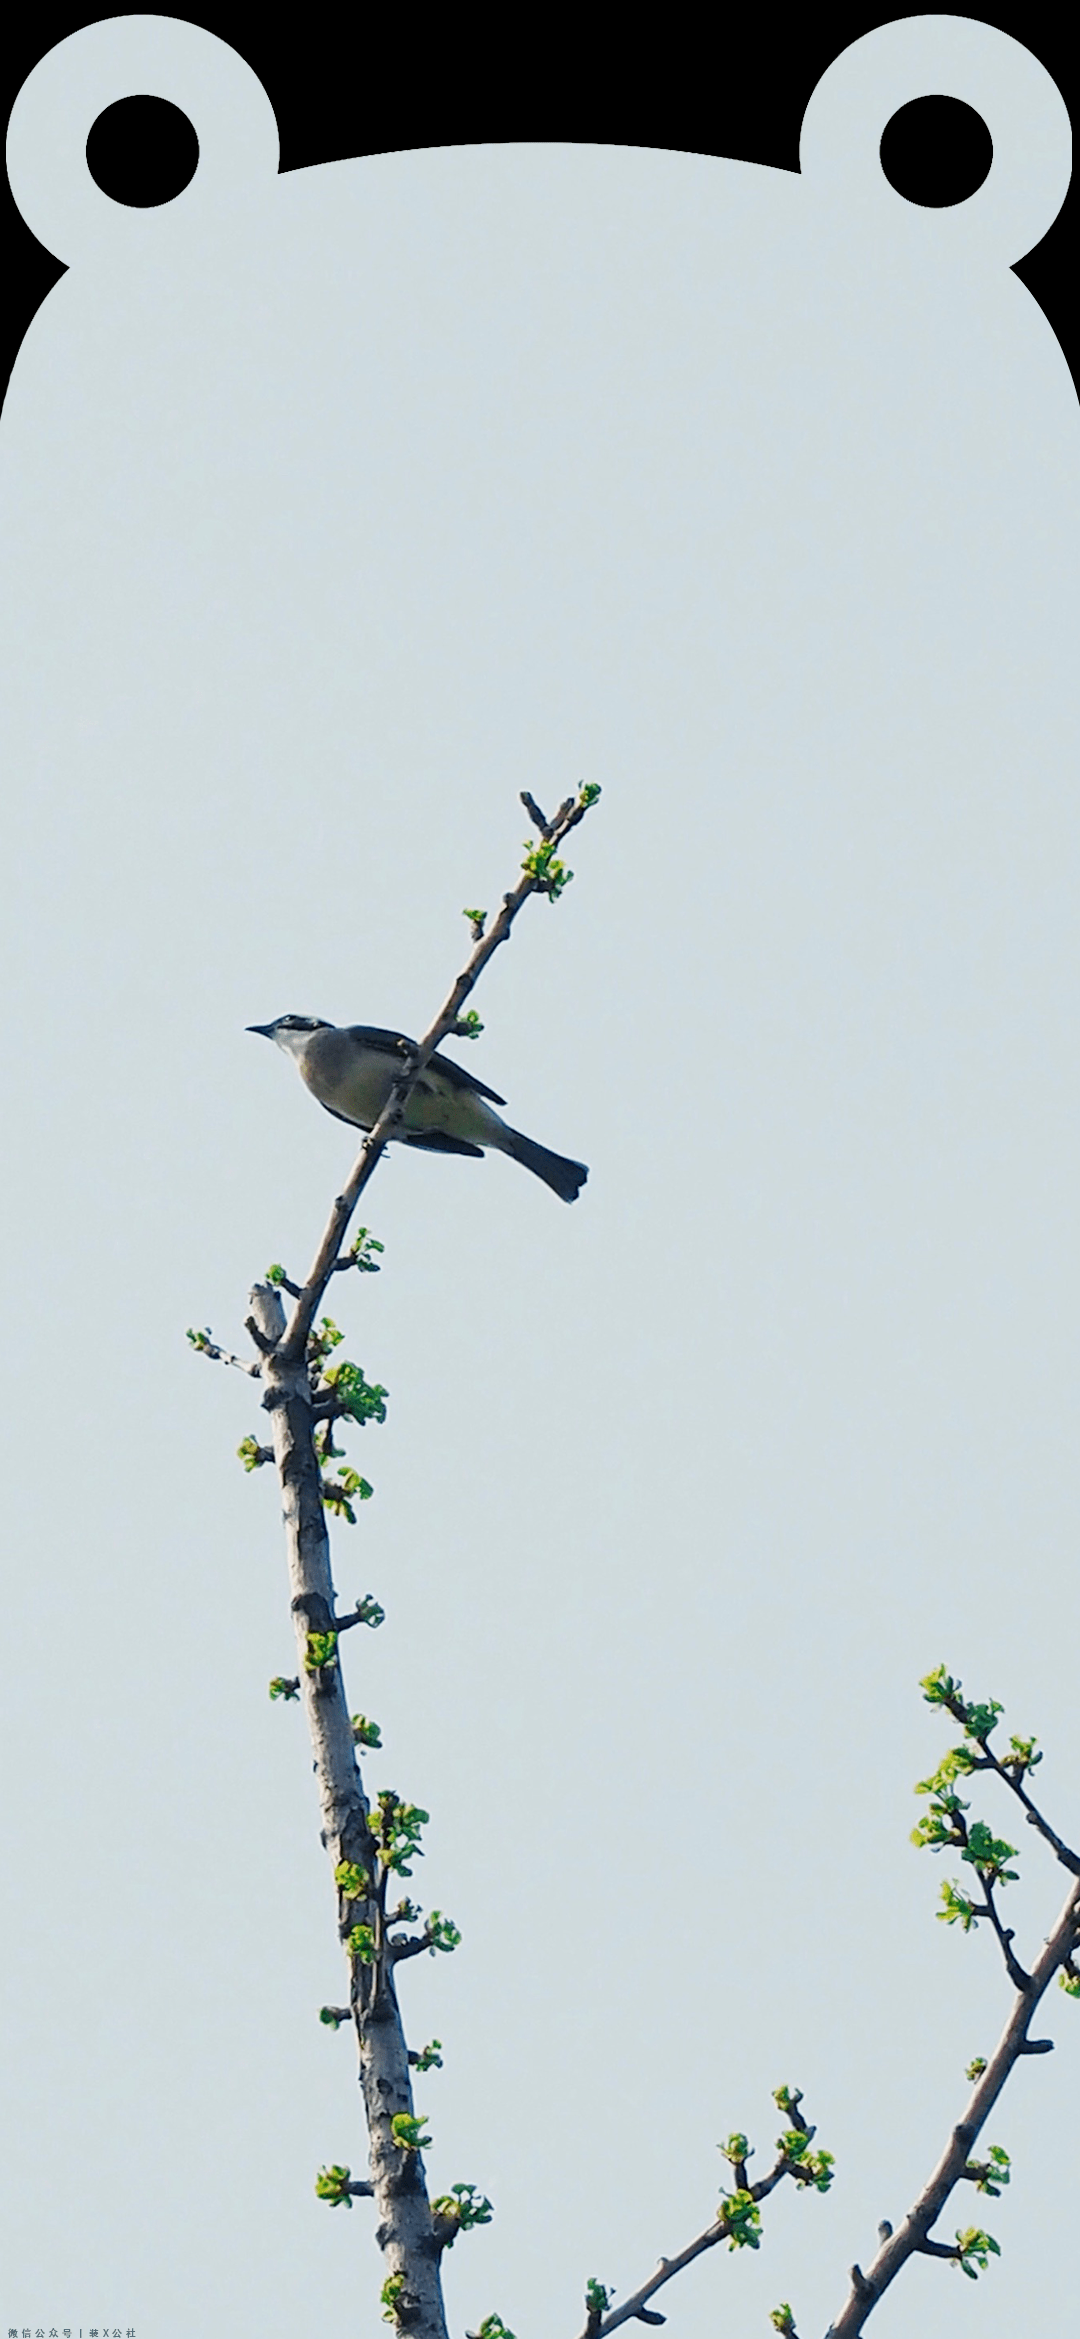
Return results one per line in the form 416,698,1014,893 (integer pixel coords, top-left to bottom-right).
1,15,1078,2338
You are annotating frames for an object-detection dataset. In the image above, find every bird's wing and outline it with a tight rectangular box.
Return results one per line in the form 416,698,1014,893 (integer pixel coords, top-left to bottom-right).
315,1098,364,1128
402,1130,485,1159
314,1104,485,1157
342,1025,507,1107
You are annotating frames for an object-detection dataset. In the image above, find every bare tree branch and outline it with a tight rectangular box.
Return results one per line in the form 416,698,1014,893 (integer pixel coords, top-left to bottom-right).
577,1677,1080,2339
580,2151,807,2338
972,1749,1080,1877
825,1872,1080,2337
250,1275,450,2338
186,1329,262,1376
520,788,554,835
976,1881,1030,1992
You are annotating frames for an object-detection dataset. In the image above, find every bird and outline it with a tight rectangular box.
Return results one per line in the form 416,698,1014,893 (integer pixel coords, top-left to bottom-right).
247,1015,588,1204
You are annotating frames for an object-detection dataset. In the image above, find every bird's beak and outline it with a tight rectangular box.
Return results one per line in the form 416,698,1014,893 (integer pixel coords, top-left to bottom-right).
246,1023,276,1038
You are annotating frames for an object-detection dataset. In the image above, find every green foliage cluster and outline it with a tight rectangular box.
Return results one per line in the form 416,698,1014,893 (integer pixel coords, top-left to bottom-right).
315,2163,355,2208
307,1329,387,1517
716,2089,835,2242
321,1355,389,1426
778,2130,835,2191
411,2039,443,2072
719,2189,762,2250
914,1668,1038,1937
351,1712,382,1748
938,1880,979,1931
304,1630,338,1674
425,1910,462,1954
335,1859,370,1901
518,783,601,906
268,1675,300,1701
521,835,573,900
322,1466,373,1523
380,2270,408,2322
905,1662,1080,2282
953,2226,1000,2279
920,1667,1041,1775
965,2145,1010,2198
308,1314,345,1362
345,1226,384,1273
431,2182,493,2242
391,2111,431,2153
373,1790,429,1878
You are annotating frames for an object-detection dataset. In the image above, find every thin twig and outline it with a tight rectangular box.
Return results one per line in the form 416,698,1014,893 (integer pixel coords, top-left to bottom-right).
974,1750,1080,1877
389,1933,436,1964
521,788,555,836
331,1606,380,1635
188,1331,263,1377
578,2155,793,2338
933,1684,1080,1878
976,1882,1030,1992
244,1314,279,1356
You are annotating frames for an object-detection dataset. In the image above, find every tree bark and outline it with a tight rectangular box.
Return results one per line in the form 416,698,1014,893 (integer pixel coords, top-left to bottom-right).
250,1280,448,2339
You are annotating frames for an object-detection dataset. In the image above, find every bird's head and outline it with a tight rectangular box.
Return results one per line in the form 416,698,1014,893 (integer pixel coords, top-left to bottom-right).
247,1013,333,1059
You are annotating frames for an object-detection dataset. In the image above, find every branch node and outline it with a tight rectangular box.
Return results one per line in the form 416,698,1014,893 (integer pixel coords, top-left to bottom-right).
520,788,553,835
244,1314,278,1356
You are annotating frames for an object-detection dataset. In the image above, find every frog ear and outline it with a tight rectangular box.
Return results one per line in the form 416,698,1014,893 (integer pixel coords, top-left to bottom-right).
799,15,1070,269
6,13,279,269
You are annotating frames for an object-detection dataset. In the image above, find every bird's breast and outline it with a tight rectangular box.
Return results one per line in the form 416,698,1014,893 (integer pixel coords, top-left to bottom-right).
300,1032,398,1127
298,1029,504,1144
299,1030,466,1134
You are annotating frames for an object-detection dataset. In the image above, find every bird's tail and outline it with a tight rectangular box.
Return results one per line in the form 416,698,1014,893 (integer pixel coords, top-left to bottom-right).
502,1127,588,1203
